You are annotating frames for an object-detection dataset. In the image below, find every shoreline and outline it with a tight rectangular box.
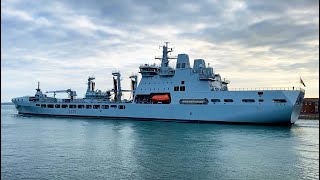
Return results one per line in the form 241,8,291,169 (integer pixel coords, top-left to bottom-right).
299,114,319,120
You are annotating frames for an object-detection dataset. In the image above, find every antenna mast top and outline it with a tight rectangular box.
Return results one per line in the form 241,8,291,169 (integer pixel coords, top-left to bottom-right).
36,81,40,91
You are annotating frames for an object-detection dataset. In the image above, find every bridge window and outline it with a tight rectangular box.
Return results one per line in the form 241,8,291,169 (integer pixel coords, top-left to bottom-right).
273,99,287,103
174,86,179,91
41,104,46,108
211,99,221,103
62,104,68,108
258,99,264,102
242,99,255,103
181,81,185,84
111,105,117,109
224,99,233,103
86,105,92,109
47,104,54,108
180,86,185,91
55,104,60,108
119,105,126,109
36,104,40,106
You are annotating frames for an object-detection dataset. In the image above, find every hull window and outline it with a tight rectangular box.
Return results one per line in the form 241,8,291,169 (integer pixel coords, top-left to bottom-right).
242,99,255,103
111,105,117,108
78,105,84,109
69,105,76,108
224,99,233,103
93,105,100,109
273,99,287,103
211,99,221,103
102,105,109,109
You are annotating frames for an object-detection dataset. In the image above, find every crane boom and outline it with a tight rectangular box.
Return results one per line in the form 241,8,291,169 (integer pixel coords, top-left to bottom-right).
46,89,77,99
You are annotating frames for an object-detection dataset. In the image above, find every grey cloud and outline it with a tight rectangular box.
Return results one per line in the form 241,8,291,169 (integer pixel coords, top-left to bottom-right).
275,60,319,72
1,0,319,101
245,0,319,14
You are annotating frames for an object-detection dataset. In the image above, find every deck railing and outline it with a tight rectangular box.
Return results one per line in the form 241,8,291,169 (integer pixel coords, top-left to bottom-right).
228,87,305,92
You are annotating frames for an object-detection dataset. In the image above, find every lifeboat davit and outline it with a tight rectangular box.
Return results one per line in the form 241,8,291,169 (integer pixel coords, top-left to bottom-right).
151,94,170,102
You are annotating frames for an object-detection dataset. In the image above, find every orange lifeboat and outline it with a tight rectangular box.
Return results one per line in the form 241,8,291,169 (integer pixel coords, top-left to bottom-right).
151,94,170,102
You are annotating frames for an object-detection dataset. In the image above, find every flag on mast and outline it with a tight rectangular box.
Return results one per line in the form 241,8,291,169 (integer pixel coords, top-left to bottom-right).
300,77,306,87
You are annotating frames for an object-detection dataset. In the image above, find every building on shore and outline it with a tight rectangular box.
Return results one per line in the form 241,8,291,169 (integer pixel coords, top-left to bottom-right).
299,98,319,119
301,98,319,114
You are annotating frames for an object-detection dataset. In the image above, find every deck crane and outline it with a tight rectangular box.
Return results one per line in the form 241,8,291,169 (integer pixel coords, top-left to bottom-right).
45,89,77,99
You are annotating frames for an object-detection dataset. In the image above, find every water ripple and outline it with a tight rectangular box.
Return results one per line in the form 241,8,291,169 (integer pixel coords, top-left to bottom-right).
1,106,319,180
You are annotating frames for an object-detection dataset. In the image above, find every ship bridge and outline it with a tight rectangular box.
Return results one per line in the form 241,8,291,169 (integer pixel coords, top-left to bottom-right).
139,63,160,77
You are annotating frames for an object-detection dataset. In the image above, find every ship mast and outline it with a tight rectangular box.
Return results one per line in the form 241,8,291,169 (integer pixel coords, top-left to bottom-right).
160,42,172,68
156,42,176,76
36,82,40,92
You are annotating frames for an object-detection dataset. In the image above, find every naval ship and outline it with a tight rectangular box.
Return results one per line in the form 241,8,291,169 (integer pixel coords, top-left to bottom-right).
12,42,305,125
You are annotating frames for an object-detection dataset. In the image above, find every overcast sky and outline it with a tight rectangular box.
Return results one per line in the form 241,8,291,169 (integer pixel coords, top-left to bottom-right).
1,0,319,102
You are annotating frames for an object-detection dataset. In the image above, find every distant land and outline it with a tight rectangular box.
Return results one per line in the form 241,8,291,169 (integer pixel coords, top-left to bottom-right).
1,102,14,105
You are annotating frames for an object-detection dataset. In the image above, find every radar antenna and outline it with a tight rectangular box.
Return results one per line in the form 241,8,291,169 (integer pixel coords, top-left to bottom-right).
155,42,177,68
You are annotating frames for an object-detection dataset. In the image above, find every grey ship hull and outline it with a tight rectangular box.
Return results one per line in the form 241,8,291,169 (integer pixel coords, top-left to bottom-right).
13,90,304,125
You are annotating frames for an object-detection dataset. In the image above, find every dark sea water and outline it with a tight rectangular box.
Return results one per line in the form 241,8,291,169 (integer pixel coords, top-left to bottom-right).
1,105,319,180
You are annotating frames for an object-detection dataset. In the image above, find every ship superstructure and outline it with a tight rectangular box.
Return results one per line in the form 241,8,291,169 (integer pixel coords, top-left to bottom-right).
12,43,305,125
